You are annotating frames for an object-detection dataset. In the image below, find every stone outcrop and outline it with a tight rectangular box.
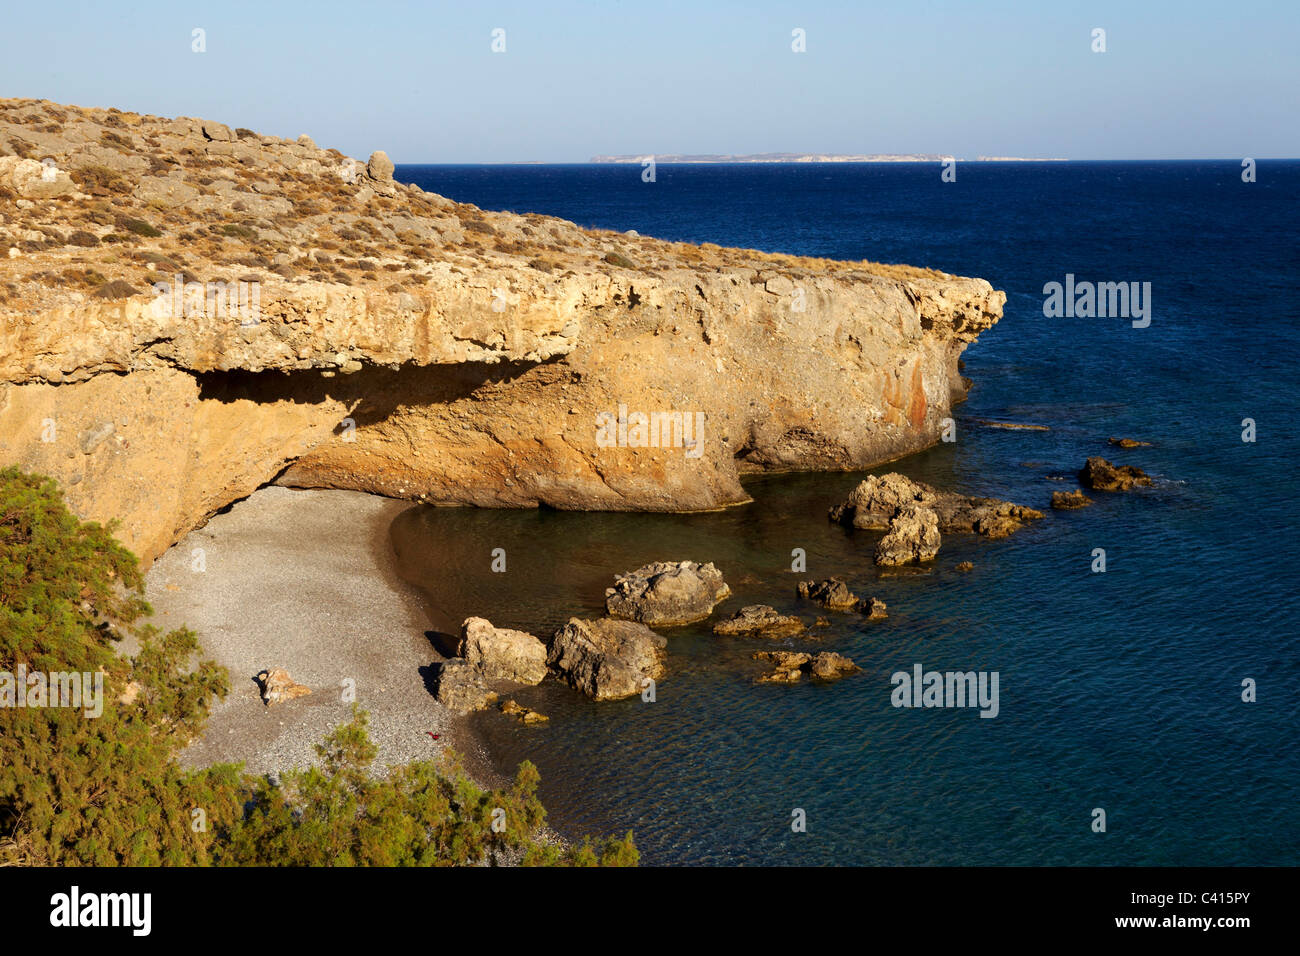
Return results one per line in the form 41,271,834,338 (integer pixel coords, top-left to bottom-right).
874,503,941,566
754,650,858,683
0,99,1007,563
432,658,498,714
712,605,806,638
829,473,1043,539
795,577,884,616
457,617,547,685
1079,457,1153,491
1051,489,1092,510
548,617,666,700
256,667,310,706
605,561,730,626
499,699,548,724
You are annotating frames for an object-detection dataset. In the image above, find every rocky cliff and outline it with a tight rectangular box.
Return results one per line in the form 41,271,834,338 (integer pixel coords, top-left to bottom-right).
0,99,1006,563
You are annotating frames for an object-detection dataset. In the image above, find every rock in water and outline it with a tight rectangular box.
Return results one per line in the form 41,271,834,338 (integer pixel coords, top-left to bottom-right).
796,577,861,610
861,596,888,620
712,605,806,637
605,561,731,626
955,561,975,573
829,473,1043,538
754,650,859,683
1051,489,1093,509
432,658,498,714
256,667,311,706
808,651,860,680
1108,437,1151,448
499,699,549,723
754,651,812,683
548,617,667,700
1078,457,1153,491
457,617,547,684
874,504,941,566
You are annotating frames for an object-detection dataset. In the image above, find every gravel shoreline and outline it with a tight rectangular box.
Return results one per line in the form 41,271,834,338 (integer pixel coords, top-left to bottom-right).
141,486,503,784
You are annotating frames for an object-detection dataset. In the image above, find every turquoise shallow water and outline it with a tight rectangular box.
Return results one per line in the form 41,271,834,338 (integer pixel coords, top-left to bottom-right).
390,162,1299,865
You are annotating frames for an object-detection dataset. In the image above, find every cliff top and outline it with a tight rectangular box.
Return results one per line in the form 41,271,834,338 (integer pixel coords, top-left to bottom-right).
0,97,951,315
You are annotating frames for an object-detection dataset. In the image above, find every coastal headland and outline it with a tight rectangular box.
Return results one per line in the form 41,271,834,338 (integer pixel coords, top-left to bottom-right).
0,98,1006,566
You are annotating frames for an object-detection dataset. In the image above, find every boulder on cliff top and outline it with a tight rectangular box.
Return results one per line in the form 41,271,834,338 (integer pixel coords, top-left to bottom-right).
605,560,731,626
1079,457,1153,491
367,150,394,182
829,472,1043,538
712,605,806,638
458,617,547,685
874,503,941,566
548,617,666,700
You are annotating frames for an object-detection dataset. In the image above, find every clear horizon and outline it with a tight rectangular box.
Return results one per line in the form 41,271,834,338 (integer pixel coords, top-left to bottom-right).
1,0,1297,163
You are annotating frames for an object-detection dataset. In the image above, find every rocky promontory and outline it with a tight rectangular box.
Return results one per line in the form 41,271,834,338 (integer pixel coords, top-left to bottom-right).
0,99,1006,563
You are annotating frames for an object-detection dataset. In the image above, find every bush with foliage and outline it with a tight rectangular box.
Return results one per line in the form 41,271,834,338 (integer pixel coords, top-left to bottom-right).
0,467,635,867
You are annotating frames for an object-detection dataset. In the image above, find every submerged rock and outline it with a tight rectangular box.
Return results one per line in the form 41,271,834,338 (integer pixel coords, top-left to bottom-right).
754,651,811,683
256,667,311,706
754,650,859,683
605,561,731,626
829,472,1043,538
548,617,667,700
1051,489,1093,510
433,658,498,714
1079,456,1153,491
1108,437,1151,448
874,503,941,566
499,699,549,724
713,604,806,638
457,617,547,685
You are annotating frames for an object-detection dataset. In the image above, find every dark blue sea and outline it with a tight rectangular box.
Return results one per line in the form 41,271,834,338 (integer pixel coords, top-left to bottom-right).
391,162,1299,865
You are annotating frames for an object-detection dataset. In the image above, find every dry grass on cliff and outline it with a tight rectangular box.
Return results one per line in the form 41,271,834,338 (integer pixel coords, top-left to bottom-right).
0,97,952,313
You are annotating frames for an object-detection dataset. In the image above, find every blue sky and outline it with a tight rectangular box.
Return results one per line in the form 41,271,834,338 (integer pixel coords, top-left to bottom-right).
2,0,1296,161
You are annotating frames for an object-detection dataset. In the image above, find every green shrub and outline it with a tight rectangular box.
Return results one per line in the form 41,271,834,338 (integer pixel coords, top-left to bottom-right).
0,469,636,867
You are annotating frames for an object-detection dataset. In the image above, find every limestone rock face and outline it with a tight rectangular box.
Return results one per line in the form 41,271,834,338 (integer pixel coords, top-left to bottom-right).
257,667,310,706
830,473,1042,538
0,156,76,198
605,561,730,626
433,658,498,714
1079,457,1153,491
457,617,547,685
875,503,941,566
0,99,1008,564
548,617,666,700
712,605,805,638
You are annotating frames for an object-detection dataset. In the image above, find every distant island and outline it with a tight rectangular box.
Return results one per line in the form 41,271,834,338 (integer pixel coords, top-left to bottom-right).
590,153,1068,164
